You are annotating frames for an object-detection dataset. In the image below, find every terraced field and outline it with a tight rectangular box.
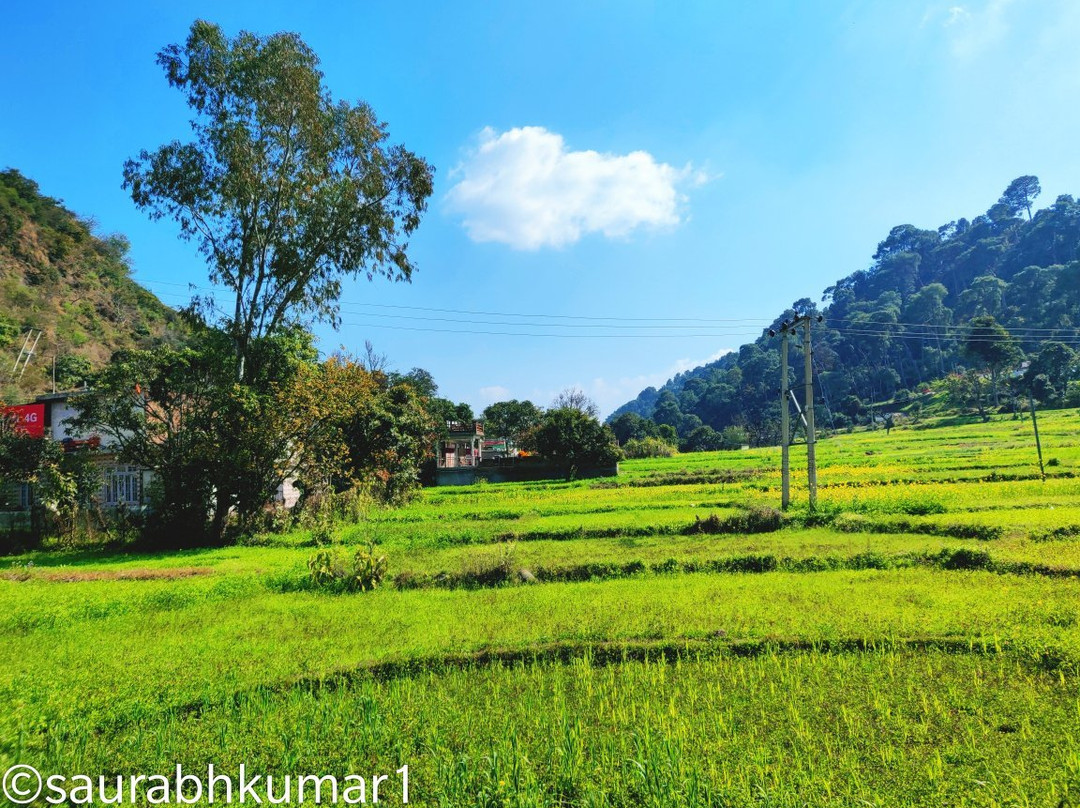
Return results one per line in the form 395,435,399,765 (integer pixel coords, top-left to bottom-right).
2,411,1080,805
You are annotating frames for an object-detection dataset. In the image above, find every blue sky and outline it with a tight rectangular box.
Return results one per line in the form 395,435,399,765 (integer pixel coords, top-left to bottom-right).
4,1,1080,416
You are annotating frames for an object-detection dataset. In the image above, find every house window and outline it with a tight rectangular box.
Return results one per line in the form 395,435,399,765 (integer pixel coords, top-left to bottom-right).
101,466,141,507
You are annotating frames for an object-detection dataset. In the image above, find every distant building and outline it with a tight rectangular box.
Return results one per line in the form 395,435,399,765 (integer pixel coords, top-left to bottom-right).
436,420,485,468
2,391,150,511
481,438,514,461
431,419,617,486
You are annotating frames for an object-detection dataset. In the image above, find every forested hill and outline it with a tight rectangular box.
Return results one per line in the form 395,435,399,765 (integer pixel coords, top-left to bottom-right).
0,169,182,400
609,176,1080,448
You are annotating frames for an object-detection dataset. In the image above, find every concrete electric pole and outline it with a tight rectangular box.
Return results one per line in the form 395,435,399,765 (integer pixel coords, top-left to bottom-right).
771,314,822,512
780,326,790,510
803,315,818,512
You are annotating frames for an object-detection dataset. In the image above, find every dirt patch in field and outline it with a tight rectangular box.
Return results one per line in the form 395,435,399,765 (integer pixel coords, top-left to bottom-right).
3,567,216,583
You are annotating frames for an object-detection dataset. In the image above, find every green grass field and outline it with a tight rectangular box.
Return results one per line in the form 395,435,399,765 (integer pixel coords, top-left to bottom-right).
3,411,1080,805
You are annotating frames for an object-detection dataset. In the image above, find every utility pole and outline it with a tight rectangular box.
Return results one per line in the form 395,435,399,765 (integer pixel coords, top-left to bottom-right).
803,316,818,511
780,327,790,510
771,314,822,511
1029,395,1045,480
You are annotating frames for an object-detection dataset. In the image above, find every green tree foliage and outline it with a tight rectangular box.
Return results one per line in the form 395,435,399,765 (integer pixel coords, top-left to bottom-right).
1022,341,1076,404
338,374,438,504
611,175,1080,440
941,371,980,414
998,175,1041,221
525,408,623,479
721,425,750,449
73,329,436,545
71,327,313,544
622,436,676,458
52,354,93,391
482,399,543,443
963,315,1021,407
609,411,677,445
389,367,439,399
286,356,437,505
123,20,434,380
681,425,724,452
429,399,475,431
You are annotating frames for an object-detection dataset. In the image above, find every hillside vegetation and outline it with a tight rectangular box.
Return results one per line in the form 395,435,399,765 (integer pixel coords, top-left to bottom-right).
3,412,1080,804
0,169,181,399
612,176,1080,447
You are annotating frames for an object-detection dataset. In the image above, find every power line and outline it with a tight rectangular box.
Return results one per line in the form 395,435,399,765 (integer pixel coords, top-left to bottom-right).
137,276,773,325
336,321,767,339
144,277,1080,346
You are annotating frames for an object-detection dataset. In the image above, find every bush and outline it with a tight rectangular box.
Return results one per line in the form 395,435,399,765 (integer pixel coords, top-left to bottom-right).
684,506,785,535
623,437,676,458
680,425,724,452
307,543,387,592
936,547,993,571
711,554,779,573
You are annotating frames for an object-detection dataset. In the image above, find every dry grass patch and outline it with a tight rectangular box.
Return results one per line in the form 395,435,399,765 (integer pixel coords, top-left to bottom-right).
3,567,216,583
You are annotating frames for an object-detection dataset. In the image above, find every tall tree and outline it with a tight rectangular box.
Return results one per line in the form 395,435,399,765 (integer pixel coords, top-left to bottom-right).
551,387,600,417
998,175,1041,221
525,407,622,479
963,315,1021,408
1023,341,1076,404
123,21,435,379
482,399,543,444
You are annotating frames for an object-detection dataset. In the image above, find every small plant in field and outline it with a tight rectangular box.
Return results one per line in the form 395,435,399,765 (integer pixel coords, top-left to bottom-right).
307,516,335,547
459,542,521,587
307,542,387,592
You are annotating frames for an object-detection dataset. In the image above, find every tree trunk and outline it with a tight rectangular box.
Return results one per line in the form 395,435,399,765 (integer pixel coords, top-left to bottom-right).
210,491,231,544
973,375,986,421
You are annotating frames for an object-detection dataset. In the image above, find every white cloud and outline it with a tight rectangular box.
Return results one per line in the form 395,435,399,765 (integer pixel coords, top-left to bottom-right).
445,126,707,250
937,0,1016,58
670,350,730,375
944,6,971,26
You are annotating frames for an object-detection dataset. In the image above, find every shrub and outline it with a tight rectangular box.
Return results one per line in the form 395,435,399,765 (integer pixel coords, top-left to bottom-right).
623,437,677,459
896,498,947,516
685,506,785,535
712,554,779,573
651,557,681,574
936,548,993,571
307,542,387,592
680,425,725,452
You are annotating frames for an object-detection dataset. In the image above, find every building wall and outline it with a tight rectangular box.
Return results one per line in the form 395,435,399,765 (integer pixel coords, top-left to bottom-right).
48,399,83,441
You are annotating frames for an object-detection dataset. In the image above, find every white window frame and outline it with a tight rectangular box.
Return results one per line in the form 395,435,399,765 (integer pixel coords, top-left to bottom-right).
101,465,142,507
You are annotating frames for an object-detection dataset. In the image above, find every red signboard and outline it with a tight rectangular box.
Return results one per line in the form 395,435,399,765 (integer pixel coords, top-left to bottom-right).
3,404,46,438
